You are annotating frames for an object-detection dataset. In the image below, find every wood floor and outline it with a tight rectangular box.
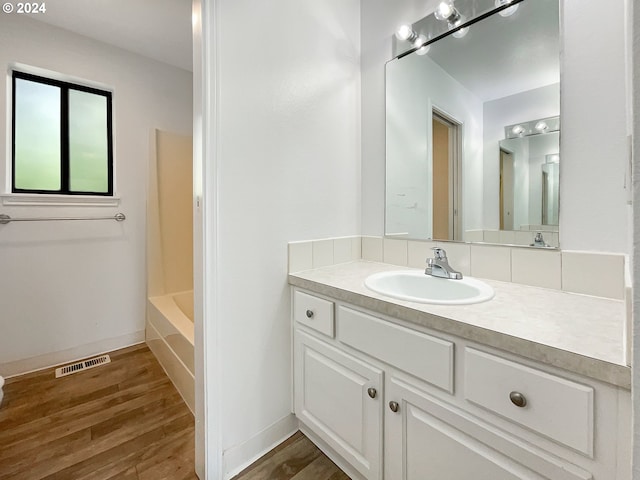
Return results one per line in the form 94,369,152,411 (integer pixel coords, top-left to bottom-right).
232,431,350,480
0,344,196,480
0,344,348,480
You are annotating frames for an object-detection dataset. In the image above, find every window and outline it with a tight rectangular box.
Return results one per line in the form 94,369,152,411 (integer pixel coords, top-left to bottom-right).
11,71,113,195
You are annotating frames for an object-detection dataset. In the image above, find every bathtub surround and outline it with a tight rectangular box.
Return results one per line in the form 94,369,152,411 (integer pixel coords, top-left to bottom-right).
0,16,192,378
147,294,195,412
288,236,627,301
148,130,194,297
146,130,195,413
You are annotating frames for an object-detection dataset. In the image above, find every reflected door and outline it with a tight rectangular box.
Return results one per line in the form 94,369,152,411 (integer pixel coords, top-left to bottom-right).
499,149,514,230
432,112,461,241
542,162,559,226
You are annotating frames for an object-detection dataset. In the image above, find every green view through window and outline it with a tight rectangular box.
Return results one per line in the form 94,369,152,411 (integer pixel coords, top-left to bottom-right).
12,71,113,195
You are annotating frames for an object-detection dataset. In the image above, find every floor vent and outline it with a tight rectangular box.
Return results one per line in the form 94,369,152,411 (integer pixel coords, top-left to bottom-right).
55,354,111,378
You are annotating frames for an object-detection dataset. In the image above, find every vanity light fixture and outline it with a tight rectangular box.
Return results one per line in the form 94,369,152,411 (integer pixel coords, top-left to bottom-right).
395,24,419,43
434,1,461,23
546,154,560,164
434,1,469,39
495,0,519,17
396,26,431,53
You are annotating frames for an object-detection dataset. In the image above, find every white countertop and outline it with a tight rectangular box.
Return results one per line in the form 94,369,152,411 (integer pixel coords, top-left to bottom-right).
289,261,630,388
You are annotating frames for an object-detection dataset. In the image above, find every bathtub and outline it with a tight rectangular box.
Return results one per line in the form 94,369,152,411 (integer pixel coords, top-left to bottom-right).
146,290,194,412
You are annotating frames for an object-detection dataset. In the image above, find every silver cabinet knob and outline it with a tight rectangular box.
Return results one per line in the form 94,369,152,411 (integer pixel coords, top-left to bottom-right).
389,401,399,413
306,310,314,318
509,391,527,408
367,387,377,399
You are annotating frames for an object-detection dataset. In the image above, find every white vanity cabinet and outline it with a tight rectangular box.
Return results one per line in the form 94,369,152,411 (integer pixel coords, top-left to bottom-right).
293,291,383,480
294,331,383,479
384,375,597,480
385,377,553,480
292,288,630,480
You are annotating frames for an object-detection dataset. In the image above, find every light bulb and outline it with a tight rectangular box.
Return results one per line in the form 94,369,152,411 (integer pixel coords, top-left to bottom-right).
434,1,455,21
511,125,525,136
452,25,469,38
550,155,560,163
413,34,427,49
413,35,431,56
535,121,549,132
495,0,519,17
450,16,469,38
396,24,416,42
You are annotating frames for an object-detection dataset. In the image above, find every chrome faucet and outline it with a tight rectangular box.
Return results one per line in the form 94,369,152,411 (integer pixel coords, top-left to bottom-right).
530,232,549,248
425,247,463,280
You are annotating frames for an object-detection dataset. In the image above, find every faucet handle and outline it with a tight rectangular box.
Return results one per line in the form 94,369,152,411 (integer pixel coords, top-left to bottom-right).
431,247,447,260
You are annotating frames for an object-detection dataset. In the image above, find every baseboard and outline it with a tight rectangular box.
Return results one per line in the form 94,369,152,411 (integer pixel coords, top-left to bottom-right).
223,414,298,479
0,330,145,378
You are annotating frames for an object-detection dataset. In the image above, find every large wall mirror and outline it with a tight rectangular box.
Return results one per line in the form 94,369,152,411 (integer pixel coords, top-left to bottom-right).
386,0,560,248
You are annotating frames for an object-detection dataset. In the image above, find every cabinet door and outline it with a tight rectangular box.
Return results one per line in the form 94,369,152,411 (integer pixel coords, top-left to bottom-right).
385,377,591,480
295,330,383,480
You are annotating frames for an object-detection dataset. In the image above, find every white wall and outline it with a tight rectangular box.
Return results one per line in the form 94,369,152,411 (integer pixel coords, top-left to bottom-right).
561,0,630,253
631,0,639,474
498,136,530,229
362,0,631,254
529,132,561,226
0,16,192,376
361,0,440,237
204,0,361,476
386,53,483,238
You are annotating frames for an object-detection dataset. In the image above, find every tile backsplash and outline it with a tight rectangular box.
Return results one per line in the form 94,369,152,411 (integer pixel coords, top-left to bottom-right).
288,236,627,300
469,244,511,282
289,236,361,272
465,229,559,248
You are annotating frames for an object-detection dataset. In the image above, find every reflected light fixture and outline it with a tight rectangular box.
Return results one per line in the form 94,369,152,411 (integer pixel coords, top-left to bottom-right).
505,116,559,139
414,35,431,55
434,1,469,38
535,121,549,132
511,125,525,136
451,19,469,38
495,0,519,17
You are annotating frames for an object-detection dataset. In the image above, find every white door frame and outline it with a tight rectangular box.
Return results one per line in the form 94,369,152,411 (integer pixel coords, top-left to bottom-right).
193,0,222,478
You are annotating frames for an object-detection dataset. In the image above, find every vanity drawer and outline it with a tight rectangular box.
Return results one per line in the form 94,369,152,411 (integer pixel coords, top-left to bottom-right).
294,290,334,338
464,348,594,456
338,306,454,393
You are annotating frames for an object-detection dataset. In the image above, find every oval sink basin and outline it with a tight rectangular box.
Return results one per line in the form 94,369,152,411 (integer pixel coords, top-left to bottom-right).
364,270,494,305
